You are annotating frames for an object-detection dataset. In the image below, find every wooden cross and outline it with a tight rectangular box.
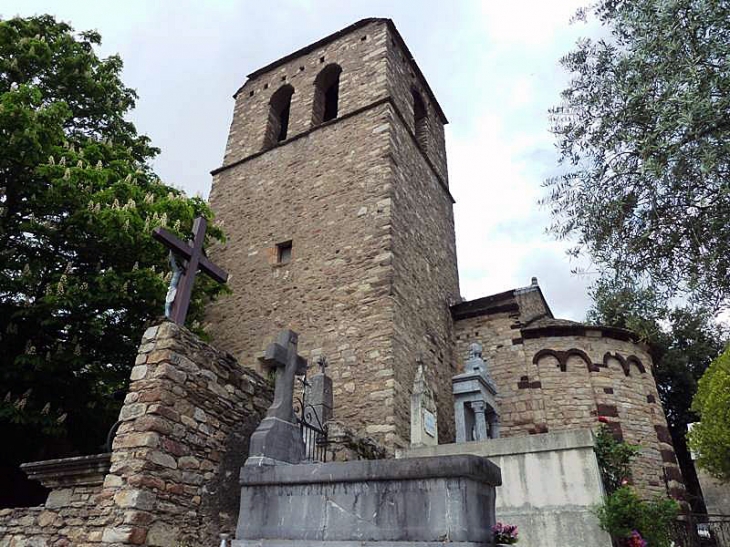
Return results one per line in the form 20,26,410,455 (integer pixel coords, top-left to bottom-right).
152,216,228,326
261,330,308,423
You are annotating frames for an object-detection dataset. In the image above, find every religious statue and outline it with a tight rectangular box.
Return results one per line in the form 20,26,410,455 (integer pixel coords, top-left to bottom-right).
152,216,228,326
164,252,183,320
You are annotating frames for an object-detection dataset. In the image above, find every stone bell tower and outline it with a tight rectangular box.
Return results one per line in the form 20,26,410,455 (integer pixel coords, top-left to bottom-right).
207,18,460,450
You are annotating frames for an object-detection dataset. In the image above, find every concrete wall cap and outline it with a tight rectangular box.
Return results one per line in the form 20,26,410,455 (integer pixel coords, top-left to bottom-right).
241,454,501,487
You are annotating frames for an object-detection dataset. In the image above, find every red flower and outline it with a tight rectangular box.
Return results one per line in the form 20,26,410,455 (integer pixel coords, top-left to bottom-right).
598,416,609,423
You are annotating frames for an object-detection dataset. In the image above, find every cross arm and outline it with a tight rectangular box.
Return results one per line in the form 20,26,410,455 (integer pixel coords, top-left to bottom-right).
152,227,228,284
261,342,307,373
152,227,190,258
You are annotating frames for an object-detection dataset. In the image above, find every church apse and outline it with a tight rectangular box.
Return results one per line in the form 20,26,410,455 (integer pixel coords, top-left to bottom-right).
451,279,685,499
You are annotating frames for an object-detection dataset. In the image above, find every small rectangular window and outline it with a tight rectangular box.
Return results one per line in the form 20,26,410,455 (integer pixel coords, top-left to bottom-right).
277,241,292,264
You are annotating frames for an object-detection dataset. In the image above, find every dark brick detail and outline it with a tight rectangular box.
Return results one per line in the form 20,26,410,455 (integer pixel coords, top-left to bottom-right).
596,404,619,417
530,381,542,389
661,450,678,464
517,380,530,389
606,422,624,441
655,425,673,445
511,337,523,345
520,375,529,381
647,394,656,403
527,424,548,435
510,323,522,329
603,387,614,394
532,348,593,373
603,351,647,376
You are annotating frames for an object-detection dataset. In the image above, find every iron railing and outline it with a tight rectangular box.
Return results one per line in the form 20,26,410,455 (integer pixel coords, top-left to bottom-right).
294,397,328,463
670,514,730,547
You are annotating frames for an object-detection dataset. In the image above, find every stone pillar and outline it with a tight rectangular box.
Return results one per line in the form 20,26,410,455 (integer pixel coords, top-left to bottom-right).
489,414,501,439
454,400,468,443
411,363,438,446
471,401,488,441
307,371,333,424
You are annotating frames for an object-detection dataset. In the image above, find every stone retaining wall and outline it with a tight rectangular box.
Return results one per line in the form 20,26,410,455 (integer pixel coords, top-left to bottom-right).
398,429,613,547
0,321,272,547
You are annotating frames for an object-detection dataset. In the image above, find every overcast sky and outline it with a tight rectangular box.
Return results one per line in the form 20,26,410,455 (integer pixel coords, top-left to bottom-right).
4,0,604,320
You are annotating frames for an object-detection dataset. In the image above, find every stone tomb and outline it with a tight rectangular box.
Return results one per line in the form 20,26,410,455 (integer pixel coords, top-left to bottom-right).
236,455,501,547
236,330,502,547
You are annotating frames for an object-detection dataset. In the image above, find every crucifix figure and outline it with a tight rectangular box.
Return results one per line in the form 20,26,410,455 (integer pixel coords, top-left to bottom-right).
152,216,228,326
246,329,308,465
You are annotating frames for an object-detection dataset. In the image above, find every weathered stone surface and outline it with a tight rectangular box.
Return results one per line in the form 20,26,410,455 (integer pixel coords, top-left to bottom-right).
400,430,611,547
206,18,459,452
237,455,500,544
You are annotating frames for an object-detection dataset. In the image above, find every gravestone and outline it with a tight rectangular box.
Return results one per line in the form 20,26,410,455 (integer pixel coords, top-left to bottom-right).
453,342,500,443
306,356,333,425
410,362,438,446
246,329,308,466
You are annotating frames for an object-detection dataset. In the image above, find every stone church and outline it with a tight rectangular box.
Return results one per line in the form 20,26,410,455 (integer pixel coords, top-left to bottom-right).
206,18,683,500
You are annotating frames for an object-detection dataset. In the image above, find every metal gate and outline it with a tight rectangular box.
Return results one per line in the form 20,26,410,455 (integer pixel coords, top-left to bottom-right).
671,514,730,547
294,398,328,462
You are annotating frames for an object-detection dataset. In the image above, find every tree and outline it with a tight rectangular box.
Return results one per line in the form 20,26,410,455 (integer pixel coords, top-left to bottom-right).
587,277,726,509
546,0,730,311
688,348,730,481
0,15,225,506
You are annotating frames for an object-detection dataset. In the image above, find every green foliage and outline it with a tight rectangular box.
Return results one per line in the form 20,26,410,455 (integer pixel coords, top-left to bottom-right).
546,0,730,312
0,13,225,471
594,424,641,494
688,348,730,481
595,486,679,547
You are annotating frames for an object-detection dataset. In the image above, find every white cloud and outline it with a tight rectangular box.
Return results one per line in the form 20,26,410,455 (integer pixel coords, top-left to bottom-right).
3,0,605,320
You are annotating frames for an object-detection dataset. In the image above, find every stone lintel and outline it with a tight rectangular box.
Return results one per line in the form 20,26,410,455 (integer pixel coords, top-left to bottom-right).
21,452,111,488
452,374,497,395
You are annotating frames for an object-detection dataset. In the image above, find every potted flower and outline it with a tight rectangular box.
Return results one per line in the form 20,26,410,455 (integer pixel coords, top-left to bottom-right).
492,522,519,545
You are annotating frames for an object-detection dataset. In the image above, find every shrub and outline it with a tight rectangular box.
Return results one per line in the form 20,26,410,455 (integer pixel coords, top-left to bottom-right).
688,347,730,481
594,423,640,494
595,486,679,547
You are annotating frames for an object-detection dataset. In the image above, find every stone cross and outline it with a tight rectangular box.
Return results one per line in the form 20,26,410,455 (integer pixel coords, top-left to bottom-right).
261,330,308,423
246,329,308,465
152,216,228,326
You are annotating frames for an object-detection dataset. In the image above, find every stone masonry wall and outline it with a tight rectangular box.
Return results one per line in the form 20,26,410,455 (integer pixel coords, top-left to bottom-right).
0,322,272,547
105,321,271,545
385,26,448,183
221,20,389,165
208,102,397,445
387,98,460,445
453,310,683,499
0,478,107,547
207,19,459,450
